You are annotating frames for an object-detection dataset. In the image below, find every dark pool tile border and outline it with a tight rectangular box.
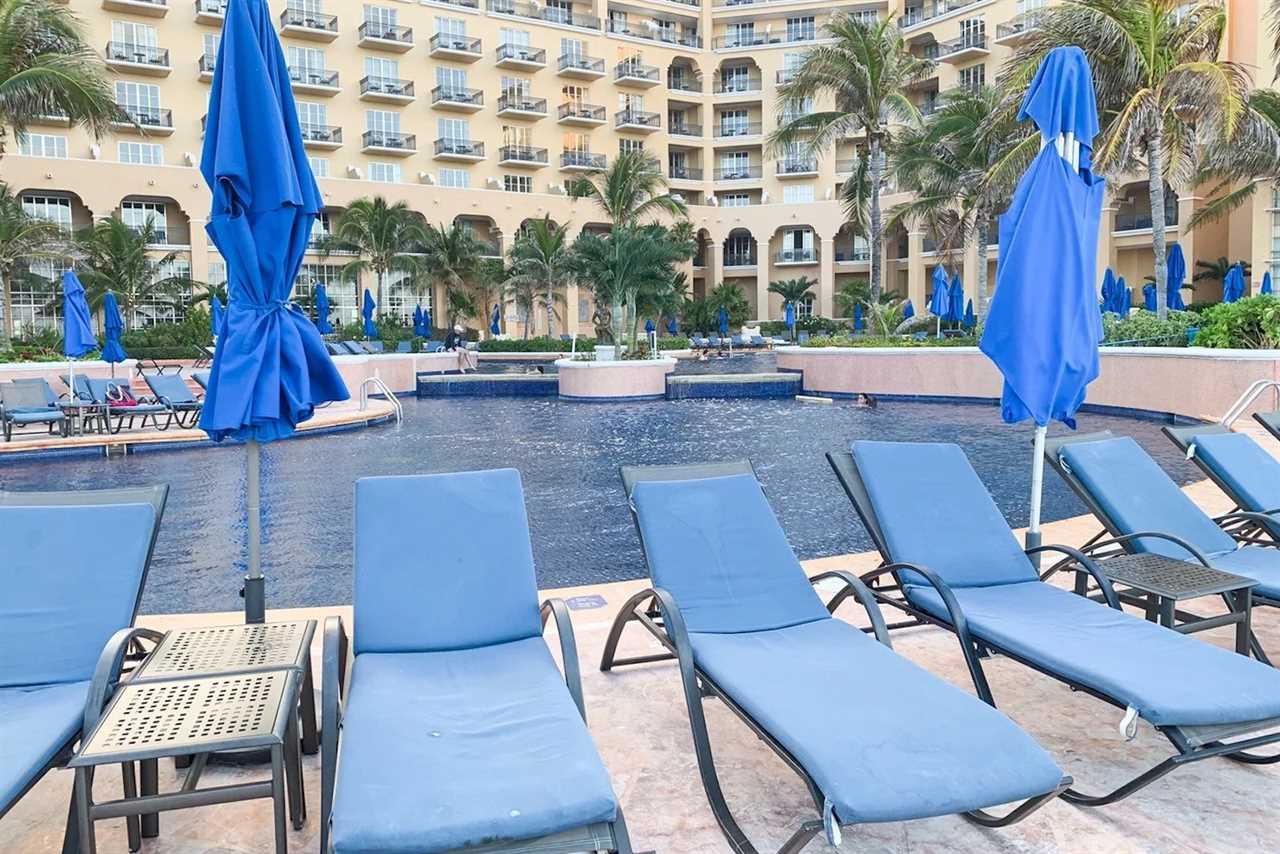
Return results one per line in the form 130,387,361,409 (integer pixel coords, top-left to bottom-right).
806,389,1208,425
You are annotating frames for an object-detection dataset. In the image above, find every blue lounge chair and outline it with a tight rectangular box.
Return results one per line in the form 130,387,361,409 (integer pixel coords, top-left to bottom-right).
0,485,167,853
191,370,211,390
325,342,347,357
77,377,173,434
602,462,1067,853
144,373,203,428
689,335,707,349
829,441,1280,807
1163,423,1280,550
1,380,65,441
340,341,365,355
363,340,384,354
394,340,412,354
321,469,634,854
749,334,766,347
421,339,444,353
730,334,747,348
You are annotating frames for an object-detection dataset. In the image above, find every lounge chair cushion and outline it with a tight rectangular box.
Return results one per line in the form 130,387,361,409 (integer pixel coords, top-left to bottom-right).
0,504,154,688
145,374,200,406
690,619,1063,822
6,409,63,424
851,441,1038,588
630,473,831,634
1058,436,1238,559
331,639,617,854
0,681,89,810
1207,547,1280,601
907,581,1280,727
353,470,542,655
1190,432,1280,515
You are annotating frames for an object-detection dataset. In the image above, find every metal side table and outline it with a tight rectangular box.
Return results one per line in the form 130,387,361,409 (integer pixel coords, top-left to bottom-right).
69,670,305,854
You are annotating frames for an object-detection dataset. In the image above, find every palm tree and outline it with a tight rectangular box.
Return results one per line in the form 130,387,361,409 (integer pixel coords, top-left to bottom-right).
709,281,750,330
505,216,572,337
766,277,817,322
0,182,65,344
1008,0,1251,319
76,217,194,327
889,85,1033,322
0,0,120,154
1192,256,1251,291
420,220,489,328
771,13,933,307
681,296,716,337
332,197,427,318
633,271,689,345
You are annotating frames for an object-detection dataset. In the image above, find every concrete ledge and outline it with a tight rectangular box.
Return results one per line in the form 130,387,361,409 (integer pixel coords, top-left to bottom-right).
666,372,802,399
554,357,677,399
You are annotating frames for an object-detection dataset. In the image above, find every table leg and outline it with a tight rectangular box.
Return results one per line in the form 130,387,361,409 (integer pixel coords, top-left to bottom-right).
73,768,96,854
300,656,319,756
270,745,287,854
1157,596,1175,628
1235,588,1253,656
283,711,306,830
140,758,159,838
120,762,141,852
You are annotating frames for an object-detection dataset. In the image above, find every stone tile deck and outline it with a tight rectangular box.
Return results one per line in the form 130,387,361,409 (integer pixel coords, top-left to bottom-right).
5,426,1279,853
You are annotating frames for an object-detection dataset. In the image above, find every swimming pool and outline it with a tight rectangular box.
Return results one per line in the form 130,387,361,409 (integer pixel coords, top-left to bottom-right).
0,396,1199,614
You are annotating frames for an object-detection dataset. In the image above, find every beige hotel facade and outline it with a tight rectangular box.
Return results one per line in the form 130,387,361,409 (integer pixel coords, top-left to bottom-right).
0,0,1275,335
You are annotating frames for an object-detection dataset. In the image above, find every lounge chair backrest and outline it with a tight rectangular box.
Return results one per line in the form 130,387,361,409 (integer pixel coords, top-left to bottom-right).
86,377,133,404
625,468,830,634
1189,432,1280,513
365,341,384,354
325,342,345,356
191,370,211,389
849,441,1039,589
1057,436,1237,558
12,378,59,406
395,341,412,353
146,373,197,404
60,374,93,401
0,382,52,410
341,341,364,355
1255,410,1280,441
353,469,542,654
0,503,155,688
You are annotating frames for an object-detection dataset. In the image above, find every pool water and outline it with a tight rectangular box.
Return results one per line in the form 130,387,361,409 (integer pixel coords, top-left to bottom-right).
0,396,1199,614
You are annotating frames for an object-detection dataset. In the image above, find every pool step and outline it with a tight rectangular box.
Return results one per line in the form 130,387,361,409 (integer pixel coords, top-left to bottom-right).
665,373,802,400
416,373,558,397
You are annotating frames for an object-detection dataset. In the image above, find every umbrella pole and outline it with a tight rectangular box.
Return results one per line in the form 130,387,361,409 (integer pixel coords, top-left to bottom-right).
1026,425,1047,567
244,438,266,624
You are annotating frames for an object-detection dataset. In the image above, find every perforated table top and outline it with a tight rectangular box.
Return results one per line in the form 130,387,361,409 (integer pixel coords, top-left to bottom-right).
72,670,296,765
1101,552,1257,599
133,621,316,681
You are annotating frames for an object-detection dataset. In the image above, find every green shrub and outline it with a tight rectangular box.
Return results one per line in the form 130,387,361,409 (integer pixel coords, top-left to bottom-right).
1100,309,1201,347
120,311,213,355
478,336,596,353
759,316,846,336
1194,296,1280,349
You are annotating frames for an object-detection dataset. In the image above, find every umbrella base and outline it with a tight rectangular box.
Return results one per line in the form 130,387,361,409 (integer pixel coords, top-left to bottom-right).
243,575,266,624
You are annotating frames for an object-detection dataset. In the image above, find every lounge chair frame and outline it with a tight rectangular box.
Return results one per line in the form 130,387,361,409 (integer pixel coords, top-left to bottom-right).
0,381,67,441
319,602,637,854
600,461,1067,854
827,450,1280,808
143,374,204,429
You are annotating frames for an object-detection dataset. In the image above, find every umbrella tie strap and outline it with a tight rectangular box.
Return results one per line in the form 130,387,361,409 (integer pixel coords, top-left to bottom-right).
1119,706,1140,741
822,798,842,846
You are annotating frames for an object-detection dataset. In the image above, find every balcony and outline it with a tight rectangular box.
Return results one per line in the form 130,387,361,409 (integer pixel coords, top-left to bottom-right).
496,94,547,119
194,0,223,25
496,44,547,70
561,151,606,172
615,109,661,133
614,61,660,88
776,159,818,178
713,29,816,49
288,66,340,95
713,122,762,140
104,42,171,76
724,251,756,267
715,78,762,97
359,76,415,104
198,53,216,81
558,53,606,79
432,0,479,8
606,19,703,48
557,102,606,126
362,131,416,156
102,0,167,17
279,8,339,42
776,69,799,86
937,33,989,63
358,21,414,52
775,248,818,265
433,138,485,161
835,244,871,263
29,110,71,127
835,159,855,173
489,0,600,31
995,13,1044,46
429,33,482,61
112,108,174,135
713,165,762,181
668,165,703,181
499,145,549,167
431,86,484,113
1114,205,1179,234
900,0,981,28
667,75,701,95
300,125,343,150
669,123,703,139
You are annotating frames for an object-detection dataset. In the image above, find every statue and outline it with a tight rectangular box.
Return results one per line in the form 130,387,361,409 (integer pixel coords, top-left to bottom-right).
592,305,614,344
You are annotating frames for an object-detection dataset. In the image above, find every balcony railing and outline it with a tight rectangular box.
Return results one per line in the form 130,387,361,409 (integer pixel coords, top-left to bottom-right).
431,0,479,8
558,102,606,122
937,33,988,58
724,251,756,266
500,145,549,164
776,248,818,263
668,75,700,93
777,159,817,175
105,42,170,67
900,0,980,27
714,122,762,138
669,123,703,137
561,151,606,169
288,66,340,88
279,8,337,32
835,245,871,262
497,94,548,115
432,86,483,107
362,131,416,151
1114,208,1180,232
301,125,342,144
194,0,224,18
714,165,762,180
615,61,659,83
558,53,605,75
615,109,660,129
668,165,703,180
489,0,598,30
434,138,485,157
118,107,173,128
198,53,216,74
358,21,413,45
996,12,1045,42
497,44,547,65
430,33,482,55
360,76,414,98
606,19,701,47
713,31,815,49
776,69,799,85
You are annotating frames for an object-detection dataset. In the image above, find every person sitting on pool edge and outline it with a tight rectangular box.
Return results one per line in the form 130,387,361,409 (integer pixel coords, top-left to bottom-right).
445,324,478,373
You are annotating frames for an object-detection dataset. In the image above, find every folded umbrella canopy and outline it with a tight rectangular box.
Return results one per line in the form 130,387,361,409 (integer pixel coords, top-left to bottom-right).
62,270,96,398
644,318,655,335
718,306,729,337
1118,282,1131,316
667,316,678,335
902,299,915,320
1263,271,1273,296
314,283,333,334
412,304,424,336
101,291,127,373
784,300,795,336
362,289,377,338
979,46,1105,557
948,272,965,324
1099,268,1116,313
421,306,431,336
963,299,976,330
210,294,226,336
200,0,349,621
1166,244,1187,311
853,302,864,333
490,304,500,336
928,265,949,337
1143,282,1157,312
1223,264,1245,304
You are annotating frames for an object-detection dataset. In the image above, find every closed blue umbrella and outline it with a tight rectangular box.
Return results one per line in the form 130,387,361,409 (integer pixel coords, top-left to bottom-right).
412,304,423,336
928,265,949,337
62,270,96,398
1263,271,1273,295
101,291,127,370
645,318,655,335
1166,244,1187,311
948,272,965,323
200,0,348,621
1223,264,1245,304
979,46,1106,556
963,299,976,330
314,284,332,334
362,289,377,337
667,316,678,335
1143,282,1157,312
490,303,501,336
210,295,225,336
718,306,729,337
1115,275,1127,314
902,299,915,320
421,306,431,337
1118,282,1131,316
784,300,795,334
853,302,864,333
1100,268,1116,313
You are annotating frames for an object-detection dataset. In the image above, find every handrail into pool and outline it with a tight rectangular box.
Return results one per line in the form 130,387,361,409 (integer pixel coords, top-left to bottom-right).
359,376,403,424
1220,379,1280,427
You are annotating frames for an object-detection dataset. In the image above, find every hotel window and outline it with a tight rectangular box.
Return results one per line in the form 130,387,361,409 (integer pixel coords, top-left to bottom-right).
435,17,466,39
367,162,401,183
546,0,572,24
436,66,467,95
437,117,470,143
720,150,750,177
288,46,327,75
796,294,815,319
308,156,329,177
578,296,591,323
958,63,985,91
960,17,985,45
439,167,470,188
780,227,814,262
783,184,814,204
501,76,531,99
504,175,533,193
118,141,164,165
619,138,644,154
21,195,72,231
296,263,356,324
719,109,748,135
786,16,815,42
564,132,589,153
111,20,158,52
19,134,67,158
9,258,66,330
726,22,754,47
561,37,585,59
203,33,219,57
208,260,226,287
608,9,627,30
1272,183,1280,281
725,233,753,261
364,56,399,88
618,92,644,113
363,4,396,32
383,269,418,323
297,101,328,137
500,27,531,47
115,81,162,123
721,64,751,92
562,84,586,106
720,193,750,208
121,200,167,242
366,109,400,141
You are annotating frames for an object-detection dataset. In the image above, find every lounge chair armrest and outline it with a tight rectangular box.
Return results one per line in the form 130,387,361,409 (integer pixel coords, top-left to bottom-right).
322,616,348,717
1087,531,1214,567
84,626,164,734
320,616,348,854
540,598,586,722
807,570,892,647
1215,510,1280,539
1029,544,1122,610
